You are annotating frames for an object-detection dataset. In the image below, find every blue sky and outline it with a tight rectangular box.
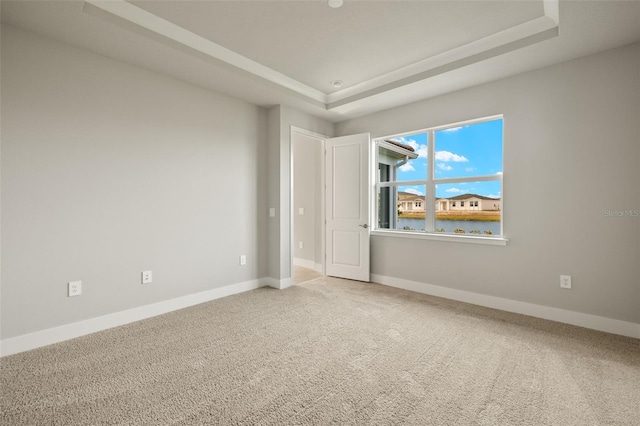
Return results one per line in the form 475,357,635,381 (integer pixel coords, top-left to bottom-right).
392,118,503,199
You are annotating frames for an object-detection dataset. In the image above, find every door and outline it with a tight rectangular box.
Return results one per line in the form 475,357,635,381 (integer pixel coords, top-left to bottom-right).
325,133,370,282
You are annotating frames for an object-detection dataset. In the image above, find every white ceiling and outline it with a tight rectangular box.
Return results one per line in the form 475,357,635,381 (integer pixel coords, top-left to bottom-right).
2,1,639,122
130,0,544,93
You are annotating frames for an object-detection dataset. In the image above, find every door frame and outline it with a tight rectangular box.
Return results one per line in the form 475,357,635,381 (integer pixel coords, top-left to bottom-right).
290,126,328,279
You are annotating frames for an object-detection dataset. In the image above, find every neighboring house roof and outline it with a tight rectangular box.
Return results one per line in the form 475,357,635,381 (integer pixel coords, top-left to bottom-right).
397,192,500,202
397,191,424,201
379,140,418,161
384,140,415,152
442,194,500,201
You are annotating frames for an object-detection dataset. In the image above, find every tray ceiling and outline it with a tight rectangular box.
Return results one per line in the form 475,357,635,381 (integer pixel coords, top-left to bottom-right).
2,1,639,121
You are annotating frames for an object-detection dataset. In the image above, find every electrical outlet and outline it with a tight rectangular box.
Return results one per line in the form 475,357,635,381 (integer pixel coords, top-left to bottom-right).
299,207,305,215
299,241,304,249
142,270,152,284
560,275,572,289
240,255,247,266
68,281,82,297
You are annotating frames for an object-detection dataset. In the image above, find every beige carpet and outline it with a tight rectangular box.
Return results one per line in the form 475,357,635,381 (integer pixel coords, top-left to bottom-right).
2,276,639,425
293,265,322,285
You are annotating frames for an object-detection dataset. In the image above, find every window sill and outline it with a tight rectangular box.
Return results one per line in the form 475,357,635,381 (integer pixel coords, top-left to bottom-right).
370,230,509,246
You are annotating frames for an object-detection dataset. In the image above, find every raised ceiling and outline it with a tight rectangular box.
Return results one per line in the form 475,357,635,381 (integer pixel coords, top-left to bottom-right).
2,1,639,121
130,0,545,93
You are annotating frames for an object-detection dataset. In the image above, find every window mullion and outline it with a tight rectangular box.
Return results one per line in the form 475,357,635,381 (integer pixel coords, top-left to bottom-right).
435,175,501,184
378,180,426,187
425,130,435,232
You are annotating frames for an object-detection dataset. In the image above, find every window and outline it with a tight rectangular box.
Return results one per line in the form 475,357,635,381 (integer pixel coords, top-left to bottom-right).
375,116,503,239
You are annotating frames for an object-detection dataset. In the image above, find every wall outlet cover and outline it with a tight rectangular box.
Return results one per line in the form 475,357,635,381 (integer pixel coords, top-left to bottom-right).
68,280,82,297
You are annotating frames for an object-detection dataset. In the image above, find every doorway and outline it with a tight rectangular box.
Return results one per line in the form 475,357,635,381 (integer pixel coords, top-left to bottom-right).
291,127,325,284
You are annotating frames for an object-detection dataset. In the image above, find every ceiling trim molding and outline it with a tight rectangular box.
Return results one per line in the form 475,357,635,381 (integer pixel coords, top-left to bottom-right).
327,25,559,110
83,0,559,111
83,0,327,103
326,11,559,108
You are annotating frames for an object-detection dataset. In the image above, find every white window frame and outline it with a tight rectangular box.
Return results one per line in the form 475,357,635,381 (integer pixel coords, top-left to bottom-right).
372,115,508,246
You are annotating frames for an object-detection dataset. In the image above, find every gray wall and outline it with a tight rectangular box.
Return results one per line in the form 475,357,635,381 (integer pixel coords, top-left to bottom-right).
1,26,268,339
337,42,640,324
3,23,637,343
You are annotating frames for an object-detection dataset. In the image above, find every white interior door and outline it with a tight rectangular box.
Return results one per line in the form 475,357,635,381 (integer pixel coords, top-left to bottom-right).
325,133,370,282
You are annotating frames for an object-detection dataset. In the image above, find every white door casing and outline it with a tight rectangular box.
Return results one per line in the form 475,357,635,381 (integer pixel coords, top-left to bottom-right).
325,133,370,282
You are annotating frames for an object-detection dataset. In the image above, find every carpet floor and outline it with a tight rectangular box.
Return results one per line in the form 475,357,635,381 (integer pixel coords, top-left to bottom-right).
1,276,639,425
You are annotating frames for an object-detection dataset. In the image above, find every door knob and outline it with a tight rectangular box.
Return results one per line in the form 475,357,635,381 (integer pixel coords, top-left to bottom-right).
359,224,368,229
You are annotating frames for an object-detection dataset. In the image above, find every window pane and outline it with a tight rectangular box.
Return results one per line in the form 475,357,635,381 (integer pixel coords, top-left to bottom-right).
378,133,427,182
378,186,392,229
435,181,501,235
377,185,426,231
434,119,503,179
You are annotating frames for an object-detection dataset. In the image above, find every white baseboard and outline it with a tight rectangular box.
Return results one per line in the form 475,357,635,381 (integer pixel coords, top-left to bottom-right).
6,274,633,357
0,279,268,357
265,277,294,290
371,274,640,340
293,257,322,273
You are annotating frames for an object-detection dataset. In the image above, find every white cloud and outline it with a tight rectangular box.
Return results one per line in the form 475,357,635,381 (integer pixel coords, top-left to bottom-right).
395,137,427,158
487,194,501,199
404,187,424,196
446,187,462,193
391,137,415,148
435,151,468,162
495,171,503,175
465,167,476,172
437,163,453,171
399,163,414,172
441,126,463,132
